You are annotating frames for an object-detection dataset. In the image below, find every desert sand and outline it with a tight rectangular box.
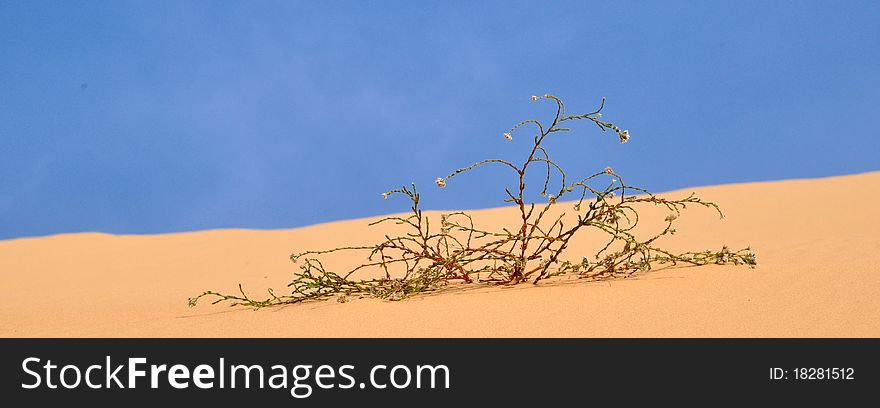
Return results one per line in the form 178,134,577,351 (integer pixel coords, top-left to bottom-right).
1,172,878,337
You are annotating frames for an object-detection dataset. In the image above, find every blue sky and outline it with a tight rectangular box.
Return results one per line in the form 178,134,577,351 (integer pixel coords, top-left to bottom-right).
1,1,878,240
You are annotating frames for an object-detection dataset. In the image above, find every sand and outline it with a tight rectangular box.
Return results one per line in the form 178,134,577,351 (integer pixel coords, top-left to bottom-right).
1,172,878,337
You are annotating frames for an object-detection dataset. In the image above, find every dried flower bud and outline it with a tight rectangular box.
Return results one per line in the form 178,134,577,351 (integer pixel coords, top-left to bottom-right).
548,194,556,204
531,95,539,102
435,177,446,188
382,192,390,200
604,166,614,175
503,132,513,141
665,213,678,222
618,130,630,144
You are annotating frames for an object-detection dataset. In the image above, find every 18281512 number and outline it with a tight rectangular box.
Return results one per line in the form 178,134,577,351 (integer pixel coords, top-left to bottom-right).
794,368,854,380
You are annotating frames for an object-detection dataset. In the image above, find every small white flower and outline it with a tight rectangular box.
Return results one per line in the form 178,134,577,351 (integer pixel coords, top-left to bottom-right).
503,132,513,141
382,192,390,199
618,130,630,144
665,213,678,222
435,177,446,188
531,95,539,102
611,178,617,184
548,194,556,204
604,166,613,175
595,113,602,118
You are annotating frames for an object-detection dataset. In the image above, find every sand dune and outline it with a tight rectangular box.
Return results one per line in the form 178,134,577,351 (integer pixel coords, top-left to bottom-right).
1,172,878,337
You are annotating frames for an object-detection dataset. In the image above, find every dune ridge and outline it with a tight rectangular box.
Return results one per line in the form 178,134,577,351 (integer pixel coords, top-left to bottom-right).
1,172,878,337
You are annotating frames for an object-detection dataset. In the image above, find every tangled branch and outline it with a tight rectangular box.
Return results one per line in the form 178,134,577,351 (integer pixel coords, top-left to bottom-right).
190,94,756,308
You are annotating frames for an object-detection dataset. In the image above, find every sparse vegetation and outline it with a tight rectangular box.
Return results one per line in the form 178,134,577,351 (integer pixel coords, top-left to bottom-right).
189,94,756,308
